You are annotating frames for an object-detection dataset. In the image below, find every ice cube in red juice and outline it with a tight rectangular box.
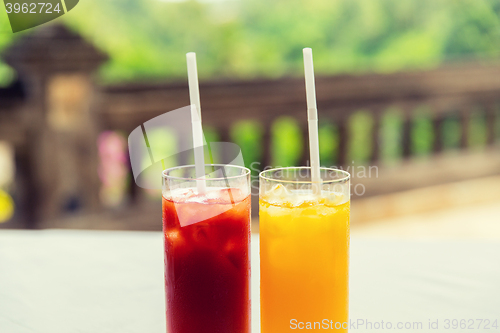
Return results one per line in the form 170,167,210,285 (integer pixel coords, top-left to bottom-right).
162,188,250,333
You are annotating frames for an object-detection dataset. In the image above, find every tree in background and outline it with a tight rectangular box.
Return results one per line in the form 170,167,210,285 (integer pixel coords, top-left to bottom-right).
1,0,499,84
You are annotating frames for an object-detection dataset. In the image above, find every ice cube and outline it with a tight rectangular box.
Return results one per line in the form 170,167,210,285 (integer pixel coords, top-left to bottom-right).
288,190,318,207
192,227,210,246
204,189,220,200
166,229,181,241
224,240,243,270
323,192,345,206
204,187,246,204
264,184,290,205
165,228,186,251
168,188,195,203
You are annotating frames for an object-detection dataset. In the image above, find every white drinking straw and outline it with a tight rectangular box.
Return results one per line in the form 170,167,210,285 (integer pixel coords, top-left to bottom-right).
186,52,207,194
303,48,322,195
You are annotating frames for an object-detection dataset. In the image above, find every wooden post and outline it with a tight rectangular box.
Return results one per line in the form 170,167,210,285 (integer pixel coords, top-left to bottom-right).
127,151,140,205
14,148,38,229
432,115,443,154
460,108,470,149
486,104,497,146
371,110,381,164
299,122,310,167
402,107,413,159
218,126,232,164
337,118,348,167
261,121,273,169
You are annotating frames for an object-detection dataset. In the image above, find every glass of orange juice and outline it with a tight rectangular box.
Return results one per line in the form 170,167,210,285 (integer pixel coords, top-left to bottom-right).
259,167,350,332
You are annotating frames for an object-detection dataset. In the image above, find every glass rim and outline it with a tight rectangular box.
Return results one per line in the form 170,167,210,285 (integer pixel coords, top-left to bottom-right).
162,164,251,181
259,166,350,184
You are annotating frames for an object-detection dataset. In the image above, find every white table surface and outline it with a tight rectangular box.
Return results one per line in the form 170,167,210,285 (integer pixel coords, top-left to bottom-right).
0,229,499,333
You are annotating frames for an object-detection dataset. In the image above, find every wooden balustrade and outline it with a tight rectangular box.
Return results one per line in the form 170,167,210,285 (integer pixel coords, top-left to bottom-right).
2,25,500,229
99,65,500,184
97,65,500,206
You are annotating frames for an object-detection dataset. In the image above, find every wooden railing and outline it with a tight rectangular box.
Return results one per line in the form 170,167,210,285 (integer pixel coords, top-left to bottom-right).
100,63,500,170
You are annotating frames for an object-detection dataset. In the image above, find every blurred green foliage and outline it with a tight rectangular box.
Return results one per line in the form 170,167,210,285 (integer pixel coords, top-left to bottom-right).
0,6,15,86
271,117,303,167
348,111,374,164
67,0,500,82
143,128,179,171
1,0,499,84
442,115,461,150
411,107,434,156
318,123,338,166
230,120,263,172
380,108,404,163
203,126,220,164
467,110,488,149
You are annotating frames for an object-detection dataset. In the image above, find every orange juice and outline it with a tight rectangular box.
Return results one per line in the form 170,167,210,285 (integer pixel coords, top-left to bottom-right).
260,187,350,332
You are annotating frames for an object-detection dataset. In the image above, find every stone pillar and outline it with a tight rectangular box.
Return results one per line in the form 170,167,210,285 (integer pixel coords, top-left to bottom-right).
3,24,108,227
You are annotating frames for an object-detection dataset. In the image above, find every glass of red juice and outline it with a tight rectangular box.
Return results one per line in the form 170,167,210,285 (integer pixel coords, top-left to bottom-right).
162,164,251,333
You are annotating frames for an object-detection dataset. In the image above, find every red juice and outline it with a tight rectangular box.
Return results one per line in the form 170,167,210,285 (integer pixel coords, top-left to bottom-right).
162,188,251,333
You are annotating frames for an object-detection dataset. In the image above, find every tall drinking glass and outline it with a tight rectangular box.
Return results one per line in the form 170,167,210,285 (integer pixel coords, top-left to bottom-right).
162,164,251,333
259,167,350,332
